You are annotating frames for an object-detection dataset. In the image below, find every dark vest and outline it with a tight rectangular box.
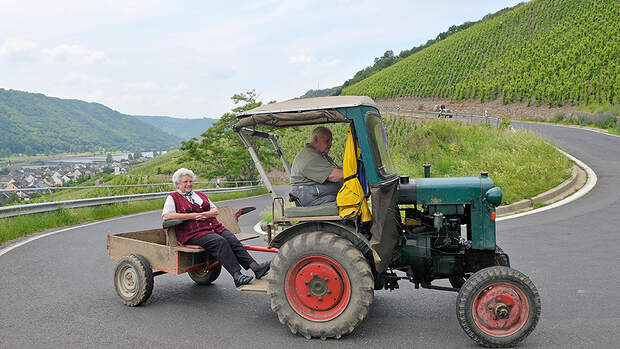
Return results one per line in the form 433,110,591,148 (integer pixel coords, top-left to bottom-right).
170,191,225,245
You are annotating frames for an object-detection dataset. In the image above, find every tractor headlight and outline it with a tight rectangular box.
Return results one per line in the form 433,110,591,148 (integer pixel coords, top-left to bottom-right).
485,187,502,207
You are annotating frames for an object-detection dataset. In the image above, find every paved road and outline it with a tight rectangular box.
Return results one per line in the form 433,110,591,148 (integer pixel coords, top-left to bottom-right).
1,122,619,348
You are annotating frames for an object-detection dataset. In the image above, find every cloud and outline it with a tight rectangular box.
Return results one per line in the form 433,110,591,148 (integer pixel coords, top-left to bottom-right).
44,44,105,64
0,38,39,59
289,54,315,64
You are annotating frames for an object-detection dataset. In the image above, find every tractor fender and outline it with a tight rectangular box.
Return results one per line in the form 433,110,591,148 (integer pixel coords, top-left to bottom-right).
268,221,373,259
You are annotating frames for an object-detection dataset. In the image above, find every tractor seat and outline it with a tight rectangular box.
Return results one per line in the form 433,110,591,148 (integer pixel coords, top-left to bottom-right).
285,201,339,217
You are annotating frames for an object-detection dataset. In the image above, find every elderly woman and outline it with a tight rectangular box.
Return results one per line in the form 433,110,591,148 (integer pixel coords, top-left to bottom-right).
162,168,269,287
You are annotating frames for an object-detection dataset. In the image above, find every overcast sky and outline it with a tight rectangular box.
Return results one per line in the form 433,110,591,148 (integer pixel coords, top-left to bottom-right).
0,0,524,119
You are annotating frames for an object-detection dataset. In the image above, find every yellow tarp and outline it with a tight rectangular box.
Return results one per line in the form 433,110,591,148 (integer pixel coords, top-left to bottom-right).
337,126,371,222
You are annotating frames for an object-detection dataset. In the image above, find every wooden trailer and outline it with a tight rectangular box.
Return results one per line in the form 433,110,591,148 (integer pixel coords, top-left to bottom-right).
107,206,271,306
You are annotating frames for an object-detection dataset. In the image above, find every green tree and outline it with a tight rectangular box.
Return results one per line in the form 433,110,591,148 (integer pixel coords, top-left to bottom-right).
180,90,278,181
106,153,113,164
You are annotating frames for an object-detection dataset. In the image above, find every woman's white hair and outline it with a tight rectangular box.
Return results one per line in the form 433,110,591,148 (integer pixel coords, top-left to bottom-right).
172,168,196,185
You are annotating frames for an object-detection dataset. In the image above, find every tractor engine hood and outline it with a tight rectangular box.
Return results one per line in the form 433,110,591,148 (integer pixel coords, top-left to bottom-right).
397,174,499,206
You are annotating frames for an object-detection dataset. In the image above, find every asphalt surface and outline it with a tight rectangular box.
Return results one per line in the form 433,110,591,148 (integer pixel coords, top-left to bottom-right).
1,122,619,348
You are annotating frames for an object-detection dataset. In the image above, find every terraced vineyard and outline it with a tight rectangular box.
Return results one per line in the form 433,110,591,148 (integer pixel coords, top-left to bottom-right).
343,0,619,107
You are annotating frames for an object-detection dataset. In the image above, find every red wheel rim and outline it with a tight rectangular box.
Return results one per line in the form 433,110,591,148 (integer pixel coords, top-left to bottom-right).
472,281,530,337
285,255,351,321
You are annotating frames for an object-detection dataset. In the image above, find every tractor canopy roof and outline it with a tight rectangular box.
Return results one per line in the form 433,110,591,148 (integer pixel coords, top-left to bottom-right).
234,96,377,129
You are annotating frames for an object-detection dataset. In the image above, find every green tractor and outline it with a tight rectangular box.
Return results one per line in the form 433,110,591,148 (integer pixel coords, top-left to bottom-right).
234,96,540,347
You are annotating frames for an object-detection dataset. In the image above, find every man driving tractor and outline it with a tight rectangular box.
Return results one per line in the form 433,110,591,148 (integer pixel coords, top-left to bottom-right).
290,126,344,206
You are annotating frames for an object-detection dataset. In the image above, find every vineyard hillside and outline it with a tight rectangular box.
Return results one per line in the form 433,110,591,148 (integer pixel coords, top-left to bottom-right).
342,0,619,107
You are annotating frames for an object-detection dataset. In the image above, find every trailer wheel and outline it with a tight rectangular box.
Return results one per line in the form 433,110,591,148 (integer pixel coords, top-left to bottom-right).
268,231,374,339
114,254,153,306
456,266,541,347
450,246,511,289
188,263,222,285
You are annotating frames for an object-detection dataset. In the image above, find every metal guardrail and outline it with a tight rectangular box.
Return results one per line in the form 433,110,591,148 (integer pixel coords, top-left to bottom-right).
0,181,258,201
0,185,262,219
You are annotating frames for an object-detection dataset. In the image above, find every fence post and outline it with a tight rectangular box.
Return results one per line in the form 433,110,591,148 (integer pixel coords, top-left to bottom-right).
49,188,53,202
151,184,155,193
107,186,111,197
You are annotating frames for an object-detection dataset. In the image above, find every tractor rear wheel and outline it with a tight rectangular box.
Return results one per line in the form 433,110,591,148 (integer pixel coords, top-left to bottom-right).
267,231,374,339
456,266,541,347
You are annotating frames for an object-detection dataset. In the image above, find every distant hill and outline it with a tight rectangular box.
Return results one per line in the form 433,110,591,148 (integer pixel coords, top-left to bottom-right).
343,0,619,107
296,86,341,99
0,89,181,157
133,115,217,140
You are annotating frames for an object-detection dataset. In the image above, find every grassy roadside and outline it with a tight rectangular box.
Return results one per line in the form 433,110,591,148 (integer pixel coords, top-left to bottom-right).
0,188,267,245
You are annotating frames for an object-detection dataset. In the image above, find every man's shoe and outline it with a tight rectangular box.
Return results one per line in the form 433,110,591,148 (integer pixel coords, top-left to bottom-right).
254,261,271,279
234,274,254,287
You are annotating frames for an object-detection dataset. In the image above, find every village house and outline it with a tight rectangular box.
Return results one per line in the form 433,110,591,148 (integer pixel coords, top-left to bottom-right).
1,157,135,205
50,174,63,186
24,174,36,186
0,174,11,184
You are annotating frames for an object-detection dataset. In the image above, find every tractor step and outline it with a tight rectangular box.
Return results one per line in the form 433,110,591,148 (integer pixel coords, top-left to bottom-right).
238,279,268,294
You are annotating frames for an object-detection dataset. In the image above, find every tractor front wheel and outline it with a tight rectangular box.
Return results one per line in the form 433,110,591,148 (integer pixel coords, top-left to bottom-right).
456,266,541,347
268,232,374,339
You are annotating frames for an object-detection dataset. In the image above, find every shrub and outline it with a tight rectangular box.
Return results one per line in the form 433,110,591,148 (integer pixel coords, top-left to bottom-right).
550,111,565,123
590,112,617,129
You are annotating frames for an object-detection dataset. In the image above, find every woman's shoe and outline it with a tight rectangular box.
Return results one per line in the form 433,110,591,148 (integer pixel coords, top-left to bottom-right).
254,261,271,279
234,274,254,287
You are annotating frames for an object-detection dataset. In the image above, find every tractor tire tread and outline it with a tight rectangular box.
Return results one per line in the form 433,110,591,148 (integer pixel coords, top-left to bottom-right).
456,266,541,348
